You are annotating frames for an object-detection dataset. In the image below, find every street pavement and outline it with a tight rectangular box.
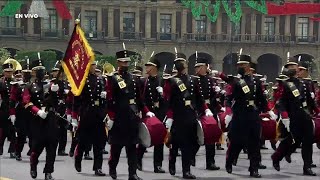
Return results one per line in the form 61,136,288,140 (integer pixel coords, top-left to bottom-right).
0,138,319,180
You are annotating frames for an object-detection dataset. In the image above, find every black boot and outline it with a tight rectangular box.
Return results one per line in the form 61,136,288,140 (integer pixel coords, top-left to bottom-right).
69,149,74,157
258,162,267,169
303,168,316,176
272,159,280,171
9,152,15,159
45,173,54,180
137,159,142,171
128,174,142,180
317,142,320,149
15,153,22,161
169,162,176,176
250,170,262,178
232,159,237,166
271,142,277,150
285,155,291,163
102,149,108,154
183,172,196,179
206,163,220,170
58,150,68,156
109,168,117,179
216,144,224,150
154,166,165,173
74,160,81,172
27,149,31,156
226,163,232,174
0,147,3,155
84,153,93,160
190,159,195,167
94,169,106,176
311,164,317,168
30,167,37,179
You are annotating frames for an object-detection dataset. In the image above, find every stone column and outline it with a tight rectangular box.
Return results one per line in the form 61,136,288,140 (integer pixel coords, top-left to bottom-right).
172,11,176,36
145,8,151,39
216,14,222,34
181,9,187,38
97,8,102,33
108,8,114,38
285,15,290,36
135,8,139,34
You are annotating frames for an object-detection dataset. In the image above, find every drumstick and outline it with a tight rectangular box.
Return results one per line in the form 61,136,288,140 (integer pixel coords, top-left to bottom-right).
216,114,222,130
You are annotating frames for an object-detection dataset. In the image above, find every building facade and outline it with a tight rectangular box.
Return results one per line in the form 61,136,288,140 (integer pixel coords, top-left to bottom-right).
1,0,320,80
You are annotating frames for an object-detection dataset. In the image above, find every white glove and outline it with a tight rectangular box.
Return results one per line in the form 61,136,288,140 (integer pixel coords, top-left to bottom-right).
264,90,268,95
215,86,221,92
311,92,315,99
107,119,114,130
268,111,278,120
51,84,59,92
220,90,226,95
165,118,173,130
10,115,16,124
100,91,107,99
205,109,213,116
281,118,290,132
64,89,69,94
67,114,72,123
211,70,219,76
37,110,48,119
156,86,163,94
225,114,233,128
71,118,78,127
0,100,2,108
220,107,226,112
146,111,155,117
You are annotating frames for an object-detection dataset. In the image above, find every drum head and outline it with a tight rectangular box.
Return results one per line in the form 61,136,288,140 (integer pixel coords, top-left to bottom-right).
196,120,204,146
138,122,151,147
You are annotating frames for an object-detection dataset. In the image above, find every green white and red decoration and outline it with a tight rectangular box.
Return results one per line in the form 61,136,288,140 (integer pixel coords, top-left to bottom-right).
0,0,72,19
182,0,320,23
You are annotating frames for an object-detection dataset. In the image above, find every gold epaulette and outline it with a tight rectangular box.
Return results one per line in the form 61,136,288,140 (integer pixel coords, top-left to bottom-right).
24,102,33,109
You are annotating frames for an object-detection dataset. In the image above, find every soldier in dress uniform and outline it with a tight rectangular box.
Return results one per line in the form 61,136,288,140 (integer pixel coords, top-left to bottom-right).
163,50,212,179
0,62,16,158
72,61,107,176
50,62,69,156
10,61,33,161
22,59,59,180
224,54,270,178
106,47,155,180
193,55,220,171
136,52,166,173
296,60,317,168
271,57,317,176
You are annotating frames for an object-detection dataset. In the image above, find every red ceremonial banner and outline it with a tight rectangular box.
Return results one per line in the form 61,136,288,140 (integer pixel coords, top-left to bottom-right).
62,23,94,96
267,2,320,15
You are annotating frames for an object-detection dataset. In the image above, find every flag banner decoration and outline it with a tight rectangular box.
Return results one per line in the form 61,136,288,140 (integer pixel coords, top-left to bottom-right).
182,0,320,24
0,0,71,19
62,21,95,96
52,0,72,19
0,0,23,17
28,0,49,18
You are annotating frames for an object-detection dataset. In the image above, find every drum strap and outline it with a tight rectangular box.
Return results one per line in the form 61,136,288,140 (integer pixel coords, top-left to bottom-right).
173,77,194,109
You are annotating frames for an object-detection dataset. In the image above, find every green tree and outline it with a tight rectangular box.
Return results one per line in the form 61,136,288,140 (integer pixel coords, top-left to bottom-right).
0,48,10,73
15,51,57,70
95,55,117,67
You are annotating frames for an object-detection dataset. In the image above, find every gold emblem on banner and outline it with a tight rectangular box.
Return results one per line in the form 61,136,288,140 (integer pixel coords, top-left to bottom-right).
185,100,191,106
179,84,186,92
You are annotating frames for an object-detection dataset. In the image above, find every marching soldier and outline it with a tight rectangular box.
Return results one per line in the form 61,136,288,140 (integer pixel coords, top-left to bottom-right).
10,61,33,161
164,51,213,179
0,62,16,158
51,62,69,156
22,59,59,180
297,59,318,168
72,61,107,176
193,55,220,170
271,57,317,176
106,48,155,180
136,53,166,173
224,54,269,178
